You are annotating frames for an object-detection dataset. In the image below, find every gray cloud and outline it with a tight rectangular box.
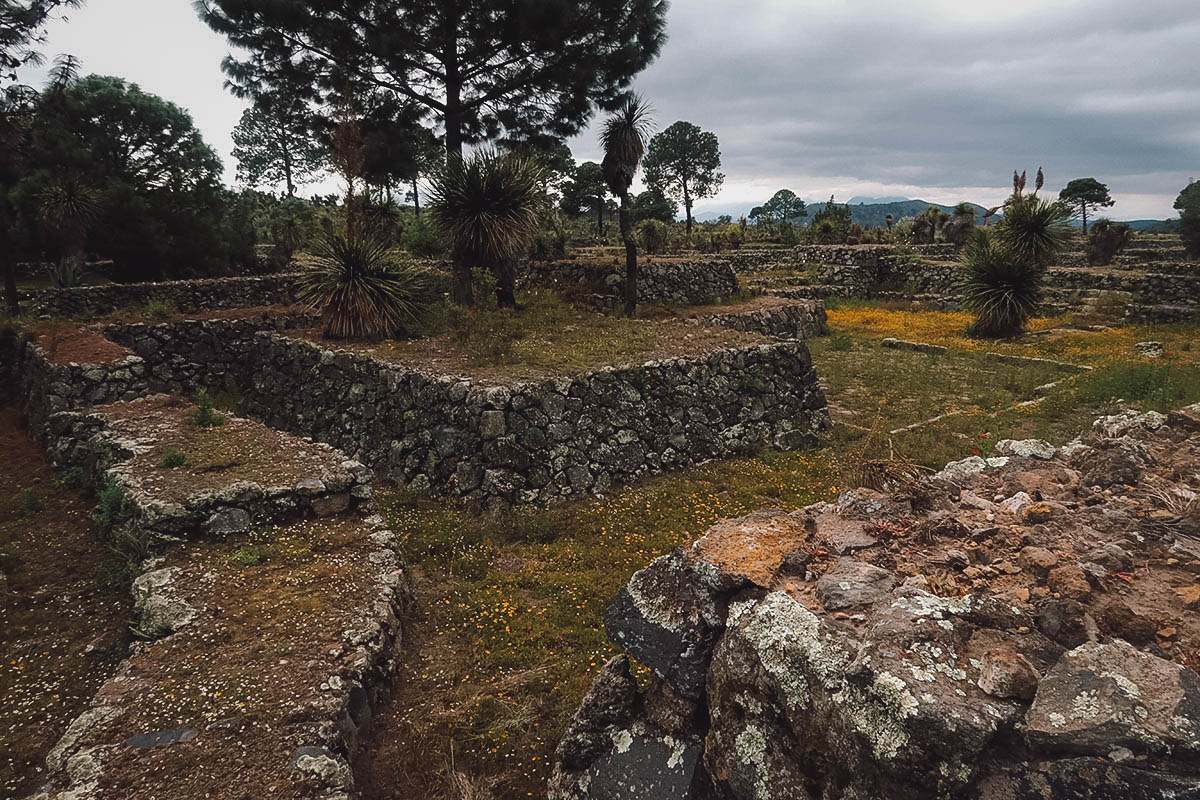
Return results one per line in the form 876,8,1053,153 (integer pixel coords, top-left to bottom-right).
572,0,1200,217
31,0,1200,219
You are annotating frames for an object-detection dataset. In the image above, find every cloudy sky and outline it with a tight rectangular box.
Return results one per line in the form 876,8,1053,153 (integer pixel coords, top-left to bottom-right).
29,0,1200,219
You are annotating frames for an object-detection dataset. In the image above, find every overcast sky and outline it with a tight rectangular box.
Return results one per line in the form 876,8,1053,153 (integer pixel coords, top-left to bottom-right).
28,0,1200,219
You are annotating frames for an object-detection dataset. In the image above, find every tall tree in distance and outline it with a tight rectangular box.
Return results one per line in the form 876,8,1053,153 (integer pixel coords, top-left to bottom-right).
600,94,653,317
750,189,806,228
642,120,723,237
1058,177,1114,235
232,93,326,196
1175,180,1200,260
194,0,669,160
359,93,441,211
560,161,609,236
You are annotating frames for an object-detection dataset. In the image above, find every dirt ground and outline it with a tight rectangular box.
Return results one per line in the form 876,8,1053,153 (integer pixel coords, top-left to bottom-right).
0,406,130,797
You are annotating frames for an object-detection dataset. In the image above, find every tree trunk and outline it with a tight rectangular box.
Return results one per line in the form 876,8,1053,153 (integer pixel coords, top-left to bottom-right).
620,194,637,317
3,251,17,318
443,16,464,163
412,178,420,216
1081,204,1088,236
683,179,693,238
451,255,473,306
493,257,518,309
596,196,604,237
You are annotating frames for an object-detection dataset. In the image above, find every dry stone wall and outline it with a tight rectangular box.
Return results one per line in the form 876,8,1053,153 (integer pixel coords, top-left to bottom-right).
523,258,740,306
23,274,303,318
22,318,830,512
687,299,828,340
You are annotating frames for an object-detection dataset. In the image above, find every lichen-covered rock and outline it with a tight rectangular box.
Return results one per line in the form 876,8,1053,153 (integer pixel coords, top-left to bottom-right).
1026,641,1200,758
555,405,1200,799
131,566,195,638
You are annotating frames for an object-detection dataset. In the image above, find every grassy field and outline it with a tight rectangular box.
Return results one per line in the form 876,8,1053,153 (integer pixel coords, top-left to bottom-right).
356,306,1200,799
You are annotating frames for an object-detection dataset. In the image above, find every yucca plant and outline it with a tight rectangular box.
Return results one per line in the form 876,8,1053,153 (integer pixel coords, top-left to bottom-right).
997,193,1072,270
297,216,432,340
38,175,98,287
600,94,654,316
959,229,1042,338
428,149,544,308
1086,218,1132,266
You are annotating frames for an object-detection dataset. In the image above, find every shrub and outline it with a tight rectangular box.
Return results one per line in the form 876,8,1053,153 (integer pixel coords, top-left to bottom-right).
93,478,134,531
959,230,1042,338
193,389,226,428
529,229,568,261
143,300,178,321
400,213,446,258
233,545,271,566
297,217,434,340
55,466,84,489
637,219,670,254
161,448,188,469
1086,218,1131,266
428,150,545,308
20,488,43,516
812,219,840,245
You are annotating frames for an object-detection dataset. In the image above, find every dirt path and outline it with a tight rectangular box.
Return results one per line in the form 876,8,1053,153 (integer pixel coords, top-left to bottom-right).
0,406,131,797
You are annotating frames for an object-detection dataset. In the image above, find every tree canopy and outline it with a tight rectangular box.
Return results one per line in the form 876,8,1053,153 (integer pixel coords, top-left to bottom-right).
1175,180,1200,259
195,0,669,158
631,187,676,223
15,73,233,280
642,120,723,235
232,92,327,196
0,0,82,80
750,189,806,226
560,160,609,235
1058,177,1114,234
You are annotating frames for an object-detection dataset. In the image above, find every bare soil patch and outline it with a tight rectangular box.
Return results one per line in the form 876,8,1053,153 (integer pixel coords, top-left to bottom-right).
0,407,129,797
91,395,348,501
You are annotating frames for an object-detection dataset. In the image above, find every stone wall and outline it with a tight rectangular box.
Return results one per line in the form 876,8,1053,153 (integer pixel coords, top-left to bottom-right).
792,243,959,268
523,258,740,306
23,274,304,318
687,299,829,340
90,319,829,512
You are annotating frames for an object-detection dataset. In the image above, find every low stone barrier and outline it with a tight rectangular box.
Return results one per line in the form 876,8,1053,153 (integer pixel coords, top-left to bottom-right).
28,399,409,800
687,299,828,340
23,274,303,318
78,318,829,512
523,258,740,306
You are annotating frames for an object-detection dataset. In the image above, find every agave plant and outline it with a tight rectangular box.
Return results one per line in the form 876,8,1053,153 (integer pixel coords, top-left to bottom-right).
997,194,1072,270
297,216,431,340
959,230,1042,338
600,94,654,316
428,150,544,308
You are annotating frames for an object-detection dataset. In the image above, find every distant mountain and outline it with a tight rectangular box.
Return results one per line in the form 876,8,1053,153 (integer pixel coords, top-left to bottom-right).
847,196,912,205
826,199,990,229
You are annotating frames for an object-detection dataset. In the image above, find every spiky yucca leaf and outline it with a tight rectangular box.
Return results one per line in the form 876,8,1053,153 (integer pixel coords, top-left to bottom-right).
428,150,544,272
600,94,653,197
959,230,1042,338
997,194,1072,269
297,218,431,340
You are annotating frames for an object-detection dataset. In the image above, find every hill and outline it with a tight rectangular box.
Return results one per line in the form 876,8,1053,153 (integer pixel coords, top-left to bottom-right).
836,199,990,228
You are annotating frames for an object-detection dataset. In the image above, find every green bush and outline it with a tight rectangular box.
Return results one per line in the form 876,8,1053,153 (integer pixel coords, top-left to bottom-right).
93,478,134,531
637,219,670,254
233,545,271,566
400,213,447,258
1086,219,1131,266
193,389,226,428
959,230,1042,338
161,448,188,469
20,488,43,516
55,466,85,489
529,229,568,261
